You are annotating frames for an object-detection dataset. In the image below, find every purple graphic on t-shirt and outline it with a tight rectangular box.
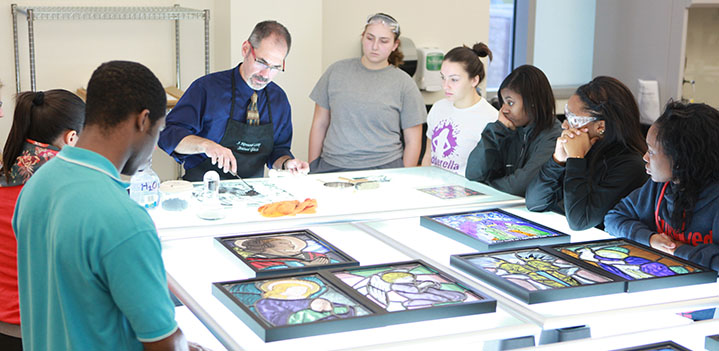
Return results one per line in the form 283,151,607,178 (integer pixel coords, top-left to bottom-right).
431,121,458,157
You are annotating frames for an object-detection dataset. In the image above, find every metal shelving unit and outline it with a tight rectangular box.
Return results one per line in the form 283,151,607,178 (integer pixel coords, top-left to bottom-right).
11,4,210,93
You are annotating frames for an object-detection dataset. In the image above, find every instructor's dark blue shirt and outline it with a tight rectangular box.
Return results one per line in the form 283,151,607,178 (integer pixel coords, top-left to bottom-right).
158,64,294,170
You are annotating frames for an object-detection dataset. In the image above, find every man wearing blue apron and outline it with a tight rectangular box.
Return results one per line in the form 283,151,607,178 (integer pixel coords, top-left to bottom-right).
159,20,309,181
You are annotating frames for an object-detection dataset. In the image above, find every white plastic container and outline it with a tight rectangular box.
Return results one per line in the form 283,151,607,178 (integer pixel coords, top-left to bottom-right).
159,180,193,212
415,47,444,92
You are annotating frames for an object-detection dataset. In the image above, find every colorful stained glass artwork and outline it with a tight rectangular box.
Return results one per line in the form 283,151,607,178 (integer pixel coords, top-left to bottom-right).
465,249,615,291
428,210,565,244
221,275,372,327
218,231,357,276
332,262,483,312
214,260,496,341
417,185,484,199
556,240,702,281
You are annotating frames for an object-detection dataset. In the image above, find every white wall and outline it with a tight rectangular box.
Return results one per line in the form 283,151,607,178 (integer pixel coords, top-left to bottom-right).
0,0,227,180
533,0,595,87
321,0,490,104
0,0,489,180
592,0,687,107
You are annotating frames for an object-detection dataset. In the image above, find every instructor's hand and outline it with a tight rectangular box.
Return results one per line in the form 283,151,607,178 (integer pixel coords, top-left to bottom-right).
284,158,310,175
201,140,236,174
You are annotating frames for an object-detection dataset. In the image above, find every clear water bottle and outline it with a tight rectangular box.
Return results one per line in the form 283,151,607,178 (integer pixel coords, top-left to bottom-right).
129,167,160,209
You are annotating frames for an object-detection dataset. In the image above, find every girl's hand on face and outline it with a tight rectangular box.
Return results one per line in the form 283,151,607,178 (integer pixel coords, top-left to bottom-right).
561,119,572,130
498,114,516,131
553,136,569,165
562,125,588,137
562,127,595,159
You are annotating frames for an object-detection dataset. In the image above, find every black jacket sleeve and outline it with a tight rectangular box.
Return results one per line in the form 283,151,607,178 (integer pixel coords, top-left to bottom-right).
526,157,565,213
563,154,647,231
487,123,559,196
465,121,512,184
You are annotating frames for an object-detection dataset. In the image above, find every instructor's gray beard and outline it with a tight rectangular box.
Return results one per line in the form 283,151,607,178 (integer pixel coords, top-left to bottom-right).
248,74,269,90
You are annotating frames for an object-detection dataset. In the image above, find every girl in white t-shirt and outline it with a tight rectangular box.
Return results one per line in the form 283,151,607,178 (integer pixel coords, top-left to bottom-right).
421,43,498,175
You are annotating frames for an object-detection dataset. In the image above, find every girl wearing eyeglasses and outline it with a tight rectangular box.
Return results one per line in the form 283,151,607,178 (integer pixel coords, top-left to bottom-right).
0,89,85,350
465,65,561,196
605,102,719,271
420,43,497,176
308,13,426,173
525,76,647,230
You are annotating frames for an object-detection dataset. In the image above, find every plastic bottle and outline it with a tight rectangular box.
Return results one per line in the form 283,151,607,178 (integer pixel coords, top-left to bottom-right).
129,167,160,209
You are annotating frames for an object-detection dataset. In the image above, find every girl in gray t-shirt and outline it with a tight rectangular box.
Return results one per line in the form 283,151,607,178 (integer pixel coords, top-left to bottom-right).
308,13,426,173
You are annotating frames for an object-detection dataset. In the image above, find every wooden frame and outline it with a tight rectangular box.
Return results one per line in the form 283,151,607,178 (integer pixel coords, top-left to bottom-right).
548,238,717,292
215,230,359,277
421,208,570,252
451,248,625,304
212,260,496,341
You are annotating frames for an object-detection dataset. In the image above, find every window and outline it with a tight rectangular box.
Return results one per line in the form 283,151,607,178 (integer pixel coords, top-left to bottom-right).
532,0,595,89
487,0,596,98
486,0,515,91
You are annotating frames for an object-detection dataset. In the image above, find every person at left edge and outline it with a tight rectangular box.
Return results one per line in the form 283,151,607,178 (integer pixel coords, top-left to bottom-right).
159,20,309,181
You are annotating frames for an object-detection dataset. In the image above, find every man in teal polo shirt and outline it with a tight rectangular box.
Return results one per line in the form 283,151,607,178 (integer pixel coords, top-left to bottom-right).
13,61,203,350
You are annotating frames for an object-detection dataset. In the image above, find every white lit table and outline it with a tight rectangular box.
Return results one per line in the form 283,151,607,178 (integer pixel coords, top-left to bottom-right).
161,223,539,351
527,318,719,350
361,205,719,345
159,167,718,350
151,167,523,240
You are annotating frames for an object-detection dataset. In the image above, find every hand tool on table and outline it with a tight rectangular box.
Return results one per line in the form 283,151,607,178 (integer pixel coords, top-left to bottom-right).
317,179,353,188
228,170,260,196
337,177,380,190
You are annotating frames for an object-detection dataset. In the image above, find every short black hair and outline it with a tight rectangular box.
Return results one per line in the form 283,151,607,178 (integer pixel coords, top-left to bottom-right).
85,61,166,130
498,65,555,141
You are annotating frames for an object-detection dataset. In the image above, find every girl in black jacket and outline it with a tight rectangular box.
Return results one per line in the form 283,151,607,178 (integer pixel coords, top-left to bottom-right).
465,65,561,196
525,76,647,230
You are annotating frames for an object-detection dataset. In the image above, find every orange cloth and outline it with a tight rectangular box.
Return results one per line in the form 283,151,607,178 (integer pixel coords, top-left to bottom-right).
258,198,317,217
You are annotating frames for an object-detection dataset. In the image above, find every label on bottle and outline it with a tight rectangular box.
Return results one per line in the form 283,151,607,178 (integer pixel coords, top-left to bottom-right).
139,180,159,192
142,193,159,209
